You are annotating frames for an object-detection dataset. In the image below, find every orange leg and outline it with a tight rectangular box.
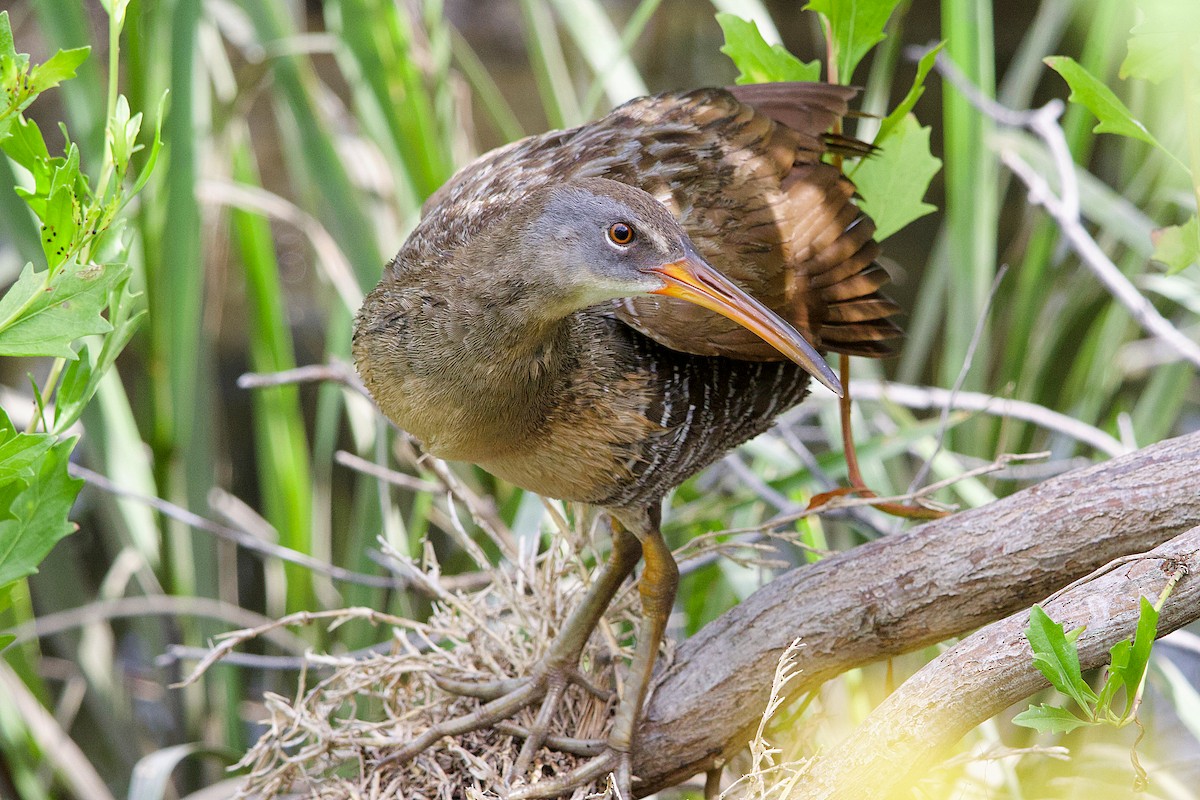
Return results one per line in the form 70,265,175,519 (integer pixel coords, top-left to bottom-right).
507,507,678,800
809,356,949,520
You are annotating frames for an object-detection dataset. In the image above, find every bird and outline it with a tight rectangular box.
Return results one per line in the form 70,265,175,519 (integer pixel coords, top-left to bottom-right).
352,81,901,797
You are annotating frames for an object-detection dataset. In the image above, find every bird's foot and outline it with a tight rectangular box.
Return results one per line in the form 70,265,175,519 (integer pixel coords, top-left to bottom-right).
505,747,634,800
380,661,622,795
807,484,950,520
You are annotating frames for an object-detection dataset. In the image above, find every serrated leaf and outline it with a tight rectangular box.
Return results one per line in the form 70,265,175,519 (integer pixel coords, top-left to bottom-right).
1151,216,1200,274
0,435,81,588
805,0,904,84
716,13,821,84
1120,0,1200,85
1025,605,1098,713
1045,56,1161,149
851,113,940,240
0,12,28,105
0,261,125,358
1012,704,1095,734
875,42,943,145
28,47,89,96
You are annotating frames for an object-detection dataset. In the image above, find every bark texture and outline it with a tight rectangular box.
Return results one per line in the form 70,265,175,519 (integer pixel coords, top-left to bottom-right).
793,524,1200,799
632,431,1200,794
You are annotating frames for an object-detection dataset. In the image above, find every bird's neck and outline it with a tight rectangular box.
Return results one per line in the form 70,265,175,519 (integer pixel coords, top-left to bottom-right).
354,269,586,463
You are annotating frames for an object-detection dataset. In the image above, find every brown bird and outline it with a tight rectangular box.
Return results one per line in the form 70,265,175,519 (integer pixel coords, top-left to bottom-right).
353,82,900,797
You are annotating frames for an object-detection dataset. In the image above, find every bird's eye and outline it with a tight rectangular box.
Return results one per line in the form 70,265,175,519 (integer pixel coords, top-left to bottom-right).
607,222,636,247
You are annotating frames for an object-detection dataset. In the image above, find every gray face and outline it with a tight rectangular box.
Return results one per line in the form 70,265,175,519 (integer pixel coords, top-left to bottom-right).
530,178,690,303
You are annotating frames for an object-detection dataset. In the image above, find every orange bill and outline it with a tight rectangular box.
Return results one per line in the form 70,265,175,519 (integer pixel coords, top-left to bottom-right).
649,244,843,396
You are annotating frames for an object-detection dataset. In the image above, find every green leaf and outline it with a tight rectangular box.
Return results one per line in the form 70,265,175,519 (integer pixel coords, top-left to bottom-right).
3,115,53,195
805,0,904,84
0,408,56,487
1044,56,1161,149
1151,216,1200,274
716,13,821,84
875,42,943,145
28,47,90,96
127,92,168,200
1120,0,1200,85
1012,704,1095,734
0,261,126,358
0,435,81,588
1025,605,1099,713
851,113,940,240
1120,597,1160,699
1096,638,1132,714
53,277,144,433
0,11,16,64
40,185,80,267
0,11,89,134
0,12,29,113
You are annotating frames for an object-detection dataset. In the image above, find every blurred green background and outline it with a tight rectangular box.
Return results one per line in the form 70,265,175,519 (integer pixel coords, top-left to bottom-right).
1,0,1198,797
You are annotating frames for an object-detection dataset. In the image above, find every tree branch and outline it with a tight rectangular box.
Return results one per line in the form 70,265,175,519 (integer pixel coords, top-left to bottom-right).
793,525,1200,799
634,431,1200,793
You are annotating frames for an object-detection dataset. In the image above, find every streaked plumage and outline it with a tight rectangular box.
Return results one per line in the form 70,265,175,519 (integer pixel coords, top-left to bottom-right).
355,83,899,512
352,82,901,796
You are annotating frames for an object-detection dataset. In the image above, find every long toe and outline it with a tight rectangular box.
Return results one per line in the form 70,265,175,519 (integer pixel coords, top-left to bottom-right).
506,749,621,800
380,675,547,765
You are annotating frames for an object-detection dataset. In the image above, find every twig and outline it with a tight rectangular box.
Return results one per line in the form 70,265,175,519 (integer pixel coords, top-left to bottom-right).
159,642,392,671
71,464,404,589
3,595,307,652
237,361,369,397
335,450,441,494
198,179,364,314
925,47,1200,371
842,380,1127,456
174,607,413,688
909,265,1009,492
719,450,1043,537
240,364,519,560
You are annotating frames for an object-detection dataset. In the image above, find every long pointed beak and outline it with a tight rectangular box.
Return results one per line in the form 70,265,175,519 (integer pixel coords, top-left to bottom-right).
649,244,843,397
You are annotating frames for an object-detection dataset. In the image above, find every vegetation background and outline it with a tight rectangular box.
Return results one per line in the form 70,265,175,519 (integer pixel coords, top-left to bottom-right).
1,0,1198,798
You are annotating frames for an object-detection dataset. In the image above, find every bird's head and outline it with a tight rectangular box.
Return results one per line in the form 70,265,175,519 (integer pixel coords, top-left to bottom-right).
517,177,842,395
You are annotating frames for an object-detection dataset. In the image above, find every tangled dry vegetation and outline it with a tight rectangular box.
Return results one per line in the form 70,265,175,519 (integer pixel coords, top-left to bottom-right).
188,509,649,800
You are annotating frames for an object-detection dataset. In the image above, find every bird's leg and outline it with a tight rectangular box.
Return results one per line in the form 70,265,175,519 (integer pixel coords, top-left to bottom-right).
381,523,641,770
508,521,642,777
808,357,949,520
508,507,678,800
608,516,678,795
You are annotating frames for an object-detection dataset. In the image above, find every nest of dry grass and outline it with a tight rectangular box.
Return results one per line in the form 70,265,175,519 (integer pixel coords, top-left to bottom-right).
201,508,647,800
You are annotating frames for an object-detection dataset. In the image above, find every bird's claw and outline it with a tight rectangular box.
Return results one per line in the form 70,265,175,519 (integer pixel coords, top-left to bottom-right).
381,662,623,796
506,747,633,800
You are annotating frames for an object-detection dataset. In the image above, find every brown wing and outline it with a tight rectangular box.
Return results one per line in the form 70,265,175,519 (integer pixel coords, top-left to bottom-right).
608,83,902,360
405,83,900,359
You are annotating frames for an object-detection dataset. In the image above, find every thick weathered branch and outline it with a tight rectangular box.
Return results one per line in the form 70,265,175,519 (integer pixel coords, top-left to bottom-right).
793,524,1200,799
634,431,1200,794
